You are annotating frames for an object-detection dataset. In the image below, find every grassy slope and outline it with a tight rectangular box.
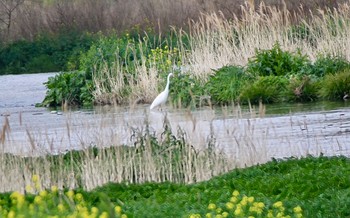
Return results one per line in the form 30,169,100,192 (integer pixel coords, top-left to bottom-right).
86,156,350,217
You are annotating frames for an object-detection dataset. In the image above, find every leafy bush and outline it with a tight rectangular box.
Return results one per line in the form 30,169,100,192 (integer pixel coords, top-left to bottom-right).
41,71,93,107
170,73,206,108
304,54,350,77
239,76,289,104
286,75,320,102
318,69,350,100
246,42,309,77
206,65,253,105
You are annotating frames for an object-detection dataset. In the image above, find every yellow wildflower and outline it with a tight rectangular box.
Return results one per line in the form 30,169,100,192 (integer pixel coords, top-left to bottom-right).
32,175,39,183
247,196,254,203
216,207,222,214
232,190,240,197
230,196,238,203
256,202,265,209
293,206,303,214
225,202,234,210
7,210,15,218
75,193,83,202
208,203,216,210
215,215,222,218
25,185,34,193
34,196,42,205
276,212,284,218
234,207,243,216
66,190,74,200
222,212,229,218
121,214,128,218
51,186,58,193
114,205,122,215
91,207,99,214
205,213,212,218
99,211,109,218
39,190,48,198
267,210,274,218
273,201,283,208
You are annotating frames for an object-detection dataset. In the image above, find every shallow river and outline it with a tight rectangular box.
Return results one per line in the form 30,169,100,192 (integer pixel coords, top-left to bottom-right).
1,73,350,167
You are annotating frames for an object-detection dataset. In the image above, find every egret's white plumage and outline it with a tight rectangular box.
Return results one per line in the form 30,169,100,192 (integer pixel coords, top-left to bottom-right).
150,73,173,110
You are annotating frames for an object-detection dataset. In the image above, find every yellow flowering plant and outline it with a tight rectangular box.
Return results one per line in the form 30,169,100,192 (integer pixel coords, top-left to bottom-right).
189,190,303,218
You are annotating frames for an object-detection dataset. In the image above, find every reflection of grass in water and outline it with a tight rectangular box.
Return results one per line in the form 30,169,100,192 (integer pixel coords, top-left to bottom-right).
0,116,233,192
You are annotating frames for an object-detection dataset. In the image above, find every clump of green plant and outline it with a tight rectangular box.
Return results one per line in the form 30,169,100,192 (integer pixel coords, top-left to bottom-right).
304,54,350,78
246,42,309,77
286,75,320,102
318,69,350,100
170,73,206,108
239,76,289,104
206,65,252,105
40,71,93,107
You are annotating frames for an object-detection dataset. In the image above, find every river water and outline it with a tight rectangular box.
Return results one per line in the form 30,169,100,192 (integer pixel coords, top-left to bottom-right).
1,73,350,167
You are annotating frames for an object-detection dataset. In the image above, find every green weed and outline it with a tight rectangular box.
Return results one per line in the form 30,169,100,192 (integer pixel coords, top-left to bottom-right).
239,76,289,104
206,65,253,105
246,43,309,77
318,69,350,100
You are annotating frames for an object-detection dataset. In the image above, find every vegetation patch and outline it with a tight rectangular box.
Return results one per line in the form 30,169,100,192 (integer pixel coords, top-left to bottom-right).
1,156,349,217
319,69,350,100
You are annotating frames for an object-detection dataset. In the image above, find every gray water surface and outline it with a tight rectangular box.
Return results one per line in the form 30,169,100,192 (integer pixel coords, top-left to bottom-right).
0,73,349,167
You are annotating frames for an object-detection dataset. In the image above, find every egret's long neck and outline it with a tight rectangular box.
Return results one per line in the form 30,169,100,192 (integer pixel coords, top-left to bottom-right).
165,74,171,91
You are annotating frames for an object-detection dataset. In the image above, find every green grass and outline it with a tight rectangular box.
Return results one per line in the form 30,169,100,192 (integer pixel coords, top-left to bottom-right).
1,155,349,217
89,155,350,217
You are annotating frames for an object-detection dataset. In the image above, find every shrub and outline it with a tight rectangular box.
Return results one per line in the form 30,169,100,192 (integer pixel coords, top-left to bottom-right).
41,71,93,107
286,75,320,102
304,54,350,78
169,73,206,108
246,42,310,77
239,76,289,104
318,69,350,100
206,65,253,105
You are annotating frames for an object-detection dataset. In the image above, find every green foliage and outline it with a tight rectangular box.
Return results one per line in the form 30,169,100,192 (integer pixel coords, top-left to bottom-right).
40,71,93,107
169,73,206,108
246,42,309,77
304,54,350,77
87,156,350,217
239,76,289,104
206,65,252,105
318,69,350,100
286,75,320,102
0,31,96,75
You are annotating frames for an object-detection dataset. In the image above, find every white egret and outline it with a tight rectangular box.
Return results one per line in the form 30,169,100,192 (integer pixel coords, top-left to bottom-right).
150,73,173,110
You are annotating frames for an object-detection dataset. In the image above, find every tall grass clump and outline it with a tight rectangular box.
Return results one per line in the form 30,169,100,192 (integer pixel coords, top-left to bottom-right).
318,69,350,100
206,65,252,105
